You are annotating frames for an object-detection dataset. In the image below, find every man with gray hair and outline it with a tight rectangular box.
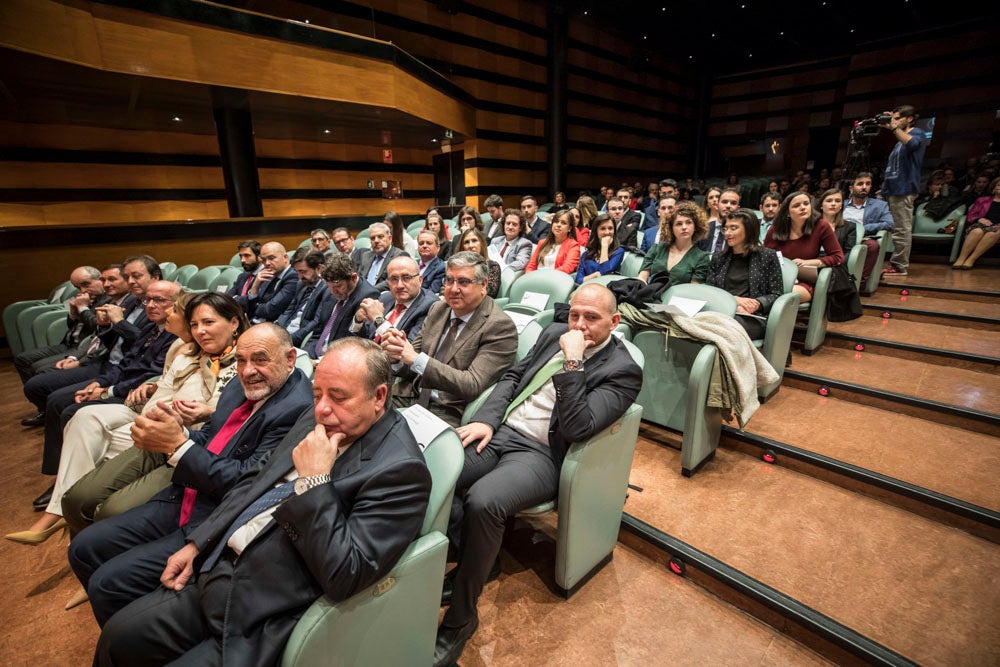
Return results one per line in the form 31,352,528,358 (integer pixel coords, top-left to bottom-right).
358,222,407,291
382,251,517,426
309,228,335,257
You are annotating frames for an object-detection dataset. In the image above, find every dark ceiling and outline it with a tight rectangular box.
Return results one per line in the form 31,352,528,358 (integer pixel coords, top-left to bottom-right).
560,0,997,75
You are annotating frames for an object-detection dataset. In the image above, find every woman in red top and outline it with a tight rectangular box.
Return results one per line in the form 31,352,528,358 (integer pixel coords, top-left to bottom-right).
764,191,844,304
525,209,581,274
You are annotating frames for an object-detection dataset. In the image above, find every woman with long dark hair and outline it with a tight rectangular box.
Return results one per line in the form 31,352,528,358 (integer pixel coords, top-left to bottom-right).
576,213,626,284
525,209,581,274
764,191,843,304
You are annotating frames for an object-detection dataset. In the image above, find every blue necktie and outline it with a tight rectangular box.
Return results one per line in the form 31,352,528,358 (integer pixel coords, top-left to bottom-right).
367,255,384,285
200,479,296,572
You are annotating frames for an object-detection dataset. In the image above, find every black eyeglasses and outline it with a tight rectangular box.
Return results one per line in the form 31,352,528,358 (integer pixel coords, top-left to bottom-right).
443,277,483,287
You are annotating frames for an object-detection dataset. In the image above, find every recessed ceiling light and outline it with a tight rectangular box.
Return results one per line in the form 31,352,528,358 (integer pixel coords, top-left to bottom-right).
172,116,182,122
303,19,309,24
583,10,588,15
432,138,439,142
779,31,784,35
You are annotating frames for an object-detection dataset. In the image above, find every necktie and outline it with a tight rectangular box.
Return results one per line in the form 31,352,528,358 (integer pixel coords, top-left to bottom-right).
178,399,257,527
500,241,509,257
199,478,296,571
712,226,726,255
241,273,253,296
315,300,344,357
367,255,384,285
503,356,565,421
388,303,406,325
418,318,462,407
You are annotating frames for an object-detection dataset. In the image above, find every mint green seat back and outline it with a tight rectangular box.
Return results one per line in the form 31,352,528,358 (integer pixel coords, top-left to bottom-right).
184,267,221,293
502,269,575,316
173,264,198,287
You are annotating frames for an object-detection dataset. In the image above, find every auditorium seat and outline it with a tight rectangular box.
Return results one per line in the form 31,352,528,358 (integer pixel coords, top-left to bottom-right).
356,227,371,241
785,258,831,355
3,281,77,355
494,269,575,316
861,229,892,296
632,283,734,476
912,202,967,263
406,219,426,235
229,254,243,269
498,269,524,300
281,414,462,667
207,266,242,293
15,303,69,355
619,252,645,278
32,310,68,349
172,264,199,287
184,266,222,293
845,221,868,289
158,262,177,282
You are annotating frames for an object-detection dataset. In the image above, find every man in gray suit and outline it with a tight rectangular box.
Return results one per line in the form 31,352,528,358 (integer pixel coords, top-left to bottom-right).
357,222,407,291
382,251,517,427
433,283,643,666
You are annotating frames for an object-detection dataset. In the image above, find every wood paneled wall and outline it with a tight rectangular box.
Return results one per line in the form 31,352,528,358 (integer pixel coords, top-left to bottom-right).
708,27,999,176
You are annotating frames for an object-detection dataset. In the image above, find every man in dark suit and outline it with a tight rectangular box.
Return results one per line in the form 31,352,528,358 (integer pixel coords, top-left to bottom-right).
275,248,329,347
226,240,262,300
234,242,299,324
332,226,366,268
483,194,506,240
15,265,108,384
94,338,431,667
21,264,136,430
68,323,313,626
350,256,436,342
522,195,550,243
697,188,740,257
357,222,408,291
39,280,180,482
433,283,643,666
382,251,517,427
308,253,379,359
608,194,641,248
416,230,447,294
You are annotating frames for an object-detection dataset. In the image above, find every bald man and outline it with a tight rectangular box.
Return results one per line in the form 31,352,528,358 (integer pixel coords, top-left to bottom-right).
234,241,299,324
433,284,643,665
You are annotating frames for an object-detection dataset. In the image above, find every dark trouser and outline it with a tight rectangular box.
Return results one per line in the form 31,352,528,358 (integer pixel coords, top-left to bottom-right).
95,558,233,666
42,390,123,475
62,448,170,536
22,363,101,412
734,314,766,340
442,424,559,629
860,237,882,287
69,499,185,626
15,343,69,384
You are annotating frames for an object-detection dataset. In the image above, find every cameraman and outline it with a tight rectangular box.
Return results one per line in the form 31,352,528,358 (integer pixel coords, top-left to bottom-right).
880,104,927,276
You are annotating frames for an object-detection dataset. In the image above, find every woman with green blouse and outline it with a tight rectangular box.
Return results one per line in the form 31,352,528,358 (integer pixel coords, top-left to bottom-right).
638,201,710,286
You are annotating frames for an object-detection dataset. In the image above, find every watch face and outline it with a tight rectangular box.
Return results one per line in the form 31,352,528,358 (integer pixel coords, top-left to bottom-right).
294,478,308,495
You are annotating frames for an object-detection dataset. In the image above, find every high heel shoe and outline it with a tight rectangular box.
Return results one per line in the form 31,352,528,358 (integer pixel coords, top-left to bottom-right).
65,585,89,610
4,518,68,545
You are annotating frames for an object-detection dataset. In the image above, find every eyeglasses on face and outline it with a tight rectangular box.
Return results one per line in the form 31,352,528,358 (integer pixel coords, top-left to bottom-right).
443,277,482,287
387,274,418,284
142,297,174,306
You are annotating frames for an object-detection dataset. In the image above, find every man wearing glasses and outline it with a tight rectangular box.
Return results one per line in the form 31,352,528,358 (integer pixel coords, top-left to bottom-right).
350,256,436,343
308,254,378,360
309,228,335,257
382,252,517,427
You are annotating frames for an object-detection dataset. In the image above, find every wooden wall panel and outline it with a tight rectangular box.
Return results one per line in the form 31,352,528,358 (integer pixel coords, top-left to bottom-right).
0,163,224,190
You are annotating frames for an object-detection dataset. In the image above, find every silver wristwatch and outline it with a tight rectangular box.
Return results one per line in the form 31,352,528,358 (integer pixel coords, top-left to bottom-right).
294,474,331,495
562,359,584,372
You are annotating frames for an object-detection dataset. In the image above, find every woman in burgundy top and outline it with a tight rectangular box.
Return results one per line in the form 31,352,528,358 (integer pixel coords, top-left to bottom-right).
764,191,844,304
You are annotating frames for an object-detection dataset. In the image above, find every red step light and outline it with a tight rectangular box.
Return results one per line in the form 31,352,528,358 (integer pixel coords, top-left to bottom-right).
668,558,686,576
762,450,777,464
899,289,909,296
881,311,892,319
818,386,830,396
854,343,865,352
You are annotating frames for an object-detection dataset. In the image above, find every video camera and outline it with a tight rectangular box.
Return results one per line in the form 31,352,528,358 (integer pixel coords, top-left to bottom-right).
853,113,893,138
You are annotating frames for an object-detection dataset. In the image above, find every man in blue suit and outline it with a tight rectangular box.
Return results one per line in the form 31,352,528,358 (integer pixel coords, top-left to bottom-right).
68,323,314,626
226,240,262,299
416,230,446,294
697,188,740,257
350,256,437,342
275,248,329,347
843,171,894,287
641,195,677,252
234,242,299,324
308,254,379,359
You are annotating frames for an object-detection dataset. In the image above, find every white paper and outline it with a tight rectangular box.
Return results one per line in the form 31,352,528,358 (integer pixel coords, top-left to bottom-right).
647,296,706,317
505,310,535,333
487,244,504,264
520,291,549,311
401,404,451,452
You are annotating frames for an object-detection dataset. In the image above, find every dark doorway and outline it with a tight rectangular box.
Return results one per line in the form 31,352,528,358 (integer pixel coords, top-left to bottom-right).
433,150,465,206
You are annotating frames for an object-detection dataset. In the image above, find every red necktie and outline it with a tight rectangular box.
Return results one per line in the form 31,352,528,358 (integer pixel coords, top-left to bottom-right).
500,242,509,257
388,303,406,325
178,399,257,527
241,273,253,296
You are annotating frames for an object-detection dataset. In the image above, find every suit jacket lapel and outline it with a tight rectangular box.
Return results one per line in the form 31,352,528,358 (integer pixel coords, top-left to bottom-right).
440,298,490,365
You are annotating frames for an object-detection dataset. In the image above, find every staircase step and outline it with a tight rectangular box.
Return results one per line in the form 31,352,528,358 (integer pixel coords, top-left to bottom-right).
825,315,1000,370
625,440,1000,667
859,293,1000,331
879,264,1000,298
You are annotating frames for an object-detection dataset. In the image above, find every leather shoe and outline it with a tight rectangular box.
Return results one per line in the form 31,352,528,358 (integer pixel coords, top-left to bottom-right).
21,412,45,427
440,558,500,607
32,484,55,512
433,615,479,667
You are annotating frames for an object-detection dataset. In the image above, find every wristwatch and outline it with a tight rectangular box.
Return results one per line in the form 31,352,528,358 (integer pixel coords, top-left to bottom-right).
373,316,386,327
562,359,584,372
294,474,331,495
